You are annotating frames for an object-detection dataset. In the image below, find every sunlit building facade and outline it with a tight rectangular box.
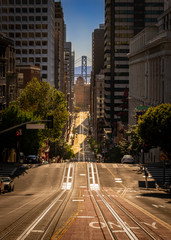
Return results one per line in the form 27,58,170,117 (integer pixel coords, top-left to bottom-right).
104,0,164,141
0,0,55,85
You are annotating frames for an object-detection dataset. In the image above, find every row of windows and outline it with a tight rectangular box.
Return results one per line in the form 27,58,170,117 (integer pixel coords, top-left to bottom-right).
1,0,48,4
115,2,163,7
115,18,158,23
1,7,48,13
8,32,48,38
16,49,47,54
1,15,48,21
1,24,48,30
105,80,129,85
17,57,47,62
16,41,48,46
115,10,162,15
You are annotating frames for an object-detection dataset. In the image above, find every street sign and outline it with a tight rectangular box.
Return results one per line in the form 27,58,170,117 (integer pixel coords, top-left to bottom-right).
26,124,45,129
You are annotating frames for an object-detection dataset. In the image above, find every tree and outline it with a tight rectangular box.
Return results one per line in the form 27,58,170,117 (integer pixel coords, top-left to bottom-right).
136,103,171,158
16,78,69,140
0,105,42,159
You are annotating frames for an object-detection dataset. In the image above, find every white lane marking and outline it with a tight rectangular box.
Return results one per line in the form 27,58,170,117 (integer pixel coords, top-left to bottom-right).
31,230,44,233
72,199,84,202
77,216,95,218
80,174,86,176
115,180,123,183
16,190,66,240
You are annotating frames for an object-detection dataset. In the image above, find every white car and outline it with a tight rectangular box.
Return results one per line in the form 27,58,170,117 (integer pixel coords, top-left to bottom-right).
121,155,134,164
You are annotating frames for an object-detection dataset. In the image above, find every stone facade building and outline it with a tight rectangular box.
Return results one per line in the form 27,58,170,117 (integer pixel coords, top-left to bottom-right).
74,77,90,110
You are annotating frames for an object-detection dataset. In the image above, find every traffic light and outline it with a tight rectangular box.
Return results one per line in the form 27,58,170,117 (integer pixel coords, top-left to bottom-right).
16,129,22,136
47,115,53,129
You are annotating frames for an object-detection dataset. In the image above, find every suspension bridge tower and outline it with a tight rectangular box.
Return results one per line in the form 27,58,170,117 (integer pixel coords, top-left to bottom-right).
81,56,87,83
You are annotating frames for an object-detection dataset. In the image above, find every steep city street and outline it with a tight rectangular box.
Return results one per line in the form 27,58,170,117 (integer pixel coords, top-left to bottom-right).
0,112,170,240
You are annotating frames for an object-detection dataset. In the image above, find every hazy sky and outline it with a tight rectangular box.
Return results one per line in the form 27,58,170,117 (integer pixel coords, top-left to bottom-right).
61,0,105,66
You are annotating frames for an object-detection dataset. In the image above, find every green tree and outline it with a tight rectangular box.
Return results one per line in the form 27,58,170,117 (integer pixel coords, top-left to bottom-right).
136,103,171,157
0,105,42,158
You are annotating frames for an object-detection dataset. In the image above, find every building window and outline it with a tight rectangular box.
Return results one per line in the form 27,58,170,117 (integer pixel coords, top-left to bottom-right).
29,49,34,54
42,8,47,13
16,41,21,46
42,24,47,29
22,16,27,21
42,66,47,70
29,24,34,29
35,32,41,37
22,32,27,38
16,32,21,37
22,41,27,46
2,24,7,30
36,16,41,21
16,0,21,3
42,16,47,21
42,41,47,46
29,8,34,13
22,58,27,62
9,24,14,30
16,49,21,54
9,32,14,37
29,16,34,21
42,32,47,37
42,57,47,62
35,49,41,54
2,16,8,21
22,24,27,30
36,41,41,46
36,58,41,62
42,74,47,78
29,41,34,46
36,24,41,29
16,8,21,13
42,0,47,3
2,8,8,13
16,16,21,21
36,0,41,4
29,32,34,38
22,0,27,4
22,49,27,54
42,49,47,54
16,24,21,30
9,16,14,21
9,8,14,13
36,8,41,13
29,0,34,3
29,57,34,62
22,8,27,13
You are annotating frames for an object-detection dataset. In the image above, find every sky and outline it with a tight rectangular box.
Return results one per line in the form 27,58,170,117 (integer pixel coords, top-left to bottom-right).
60,0,105,66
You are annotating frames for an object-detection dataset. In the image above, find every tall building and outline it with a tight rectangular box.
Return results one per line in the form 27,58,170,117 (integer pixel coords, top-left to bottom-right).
91,24,104,141
104,0,164,142
55,1,65,91
0,0,55,85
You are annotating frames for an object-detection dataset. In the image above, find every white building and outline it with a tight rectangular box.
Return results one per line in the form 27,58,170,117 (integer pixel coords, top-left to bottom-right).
0,0,55,85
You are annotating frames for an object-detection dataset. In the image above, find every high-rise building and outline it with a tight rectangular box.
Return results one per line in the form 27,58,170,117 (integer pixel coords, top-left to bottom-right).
91,24,104,141
0,0,55,86
55,1,65,91
104,0,164,142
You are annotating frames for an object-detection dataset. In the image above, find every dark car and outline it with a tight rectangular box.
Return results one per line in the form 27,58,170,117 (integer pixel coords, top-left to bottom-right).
1,177,14,192
26,155,40,164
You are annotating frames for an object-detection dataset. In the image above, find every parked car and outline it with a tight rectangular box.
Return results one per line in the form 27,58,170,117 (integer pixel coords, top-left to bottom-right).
26,155,40,164
0,177,5,194
121,155,134,164
1,177,14,192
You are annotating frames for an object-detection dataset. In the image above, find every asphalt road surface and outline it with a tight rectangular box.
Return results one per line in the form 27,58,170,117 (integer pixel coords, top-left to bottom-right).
0,112,170,240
